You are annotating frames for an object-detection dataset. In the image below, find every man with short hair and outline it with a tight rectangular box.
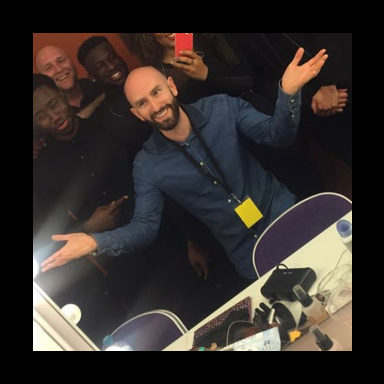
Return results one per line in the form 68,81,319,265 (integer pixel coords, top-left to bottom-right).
42,48,328,279
33,73,134,253
77,36,152,149
77,36,213,280
35,45,103,114
33,45,105,158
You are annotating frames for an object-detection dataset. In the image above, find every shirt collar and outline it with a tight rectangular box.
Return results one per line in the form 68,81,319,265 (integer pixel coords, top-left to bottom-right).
149,104,208,154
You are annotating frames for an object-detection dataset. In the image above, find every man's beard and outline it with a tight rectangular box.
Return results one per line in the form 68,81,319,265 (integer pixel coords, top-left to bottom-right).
148,98,180,132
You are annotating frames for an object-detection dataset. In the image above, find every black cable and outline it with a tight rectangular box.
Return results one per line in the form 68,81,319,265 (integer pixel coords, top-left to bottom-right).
261,33,314,70
281,33,314,58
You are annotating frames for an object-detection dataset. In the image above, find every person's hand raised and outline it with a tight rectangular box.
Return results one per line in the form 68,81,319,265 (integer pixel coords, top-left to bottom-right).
282,48,328,95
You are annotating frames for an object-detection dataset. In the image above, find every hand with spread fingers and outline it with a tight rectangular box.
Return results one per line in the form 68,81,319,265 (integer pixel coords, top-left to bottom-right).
282,48,329,95
41,233,98,273
42,195,129,273
171,50,209,81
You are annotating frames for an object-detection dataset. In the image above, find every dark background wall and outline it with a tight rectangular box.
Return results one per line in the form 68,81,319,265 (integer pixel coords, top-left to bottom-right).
33,33,140,76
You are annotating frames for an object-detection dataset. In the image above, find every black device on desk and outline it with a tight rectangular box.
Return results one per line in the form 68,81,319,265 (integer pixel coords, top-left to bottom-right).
261,265,316,302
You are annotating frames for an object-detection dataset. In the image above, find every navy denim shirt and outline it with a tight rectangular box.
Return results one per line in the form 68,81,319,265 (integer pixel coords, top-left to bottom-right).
94,88,300,279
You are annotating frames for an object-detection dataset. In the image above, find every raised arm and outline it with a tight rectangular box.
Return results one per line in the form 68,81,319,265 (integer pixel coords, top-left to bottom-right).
234,48,328,147
172,33,255,96
281,48,328,95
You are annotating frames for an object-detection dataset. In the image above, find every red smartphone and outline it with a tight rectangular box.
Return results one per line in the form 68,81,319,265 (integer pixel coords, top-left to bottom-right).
175,33,194,57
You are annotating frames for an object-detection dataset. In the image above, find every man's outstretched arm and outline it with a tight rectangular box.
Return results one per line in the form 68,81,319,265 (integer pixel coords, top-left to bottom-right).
41,233,97,273
41,174,165,273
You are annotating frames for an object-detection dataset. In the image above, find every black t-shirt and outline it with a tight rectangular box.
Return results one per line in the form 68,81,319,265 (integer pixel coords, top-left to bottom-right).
33,118,136,242
93,92,152,154
69,78,103,114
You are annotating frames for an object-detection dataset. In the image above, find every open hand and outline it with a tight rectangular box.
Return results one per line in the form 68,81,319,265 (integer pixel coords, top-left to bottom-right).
282,48,328,95
41,233,98,273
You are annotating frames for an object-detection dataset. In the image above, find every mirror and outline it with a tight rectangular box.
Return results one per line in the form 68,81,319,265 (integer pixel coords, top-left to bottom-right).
33,34,251,349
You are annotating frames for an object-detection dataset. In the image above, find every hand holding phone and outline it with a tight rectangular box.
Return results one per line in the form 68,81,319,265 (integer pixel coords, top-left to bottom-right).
172,34,208,81
175,33,194,57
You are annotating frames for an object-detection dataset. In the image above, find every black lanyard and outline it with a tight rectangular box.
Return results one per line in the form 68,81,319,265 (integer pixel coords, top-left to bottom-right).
164,126,242,204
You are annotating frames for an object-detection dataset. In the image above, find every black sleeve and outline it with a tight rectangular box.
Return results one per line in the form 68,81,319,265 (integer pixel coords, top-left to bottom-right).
79,78,103,108
197,33,255,96
304,33,351,87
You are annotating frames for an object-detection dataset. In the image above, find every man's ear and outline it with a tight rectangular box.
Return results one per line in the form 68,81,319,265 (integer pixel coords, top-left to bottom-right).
130,108,145,121
167,77,178,97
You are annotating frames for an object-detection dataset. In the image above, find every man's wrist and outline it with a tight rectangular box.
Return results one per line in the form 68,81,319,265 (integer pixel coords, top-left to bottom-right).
280,79,300,96
84,233,99,257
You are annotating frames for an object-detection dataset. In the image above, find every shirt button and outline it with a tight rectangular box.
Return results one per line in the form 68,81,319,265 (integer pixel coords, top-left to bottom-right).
102,191,107,196
228,199,232,203
91,173,95,177
200,162,204,166
213,181,218,185
80,155,85,160
185,143,189,147
291,99,295,103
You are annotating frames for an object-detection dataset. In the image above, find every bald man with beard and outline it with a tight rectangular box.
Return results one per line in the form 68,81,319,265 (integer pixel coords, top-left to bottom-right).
42,48,328,280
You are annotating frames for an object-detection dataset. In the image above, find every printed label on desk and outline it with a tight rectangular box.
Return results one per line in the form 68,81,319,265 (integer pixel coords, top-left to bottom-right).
233,327,281,351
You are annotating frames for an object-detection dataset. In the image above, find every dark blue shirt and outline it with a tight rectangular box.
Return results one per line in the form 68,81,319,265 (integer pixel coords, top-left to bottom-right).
94,88,300,279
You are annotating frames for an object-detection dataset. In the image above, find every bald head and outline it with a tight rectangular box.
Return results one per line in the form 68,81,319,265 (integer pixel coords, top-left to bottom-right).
125,66,181,132
35,46,68,72
35,46,78,92
124,66,170,106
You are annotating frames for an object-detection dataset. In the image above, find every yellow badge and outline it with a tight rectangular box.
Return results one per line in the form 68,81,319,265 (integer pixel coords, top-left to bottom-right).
234,197,263,229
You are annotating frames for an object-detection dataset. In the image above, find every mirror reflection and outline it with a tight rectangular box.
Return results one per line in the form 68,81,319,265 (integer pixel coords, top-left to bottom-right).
33,33,352,350
33,33,255,348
